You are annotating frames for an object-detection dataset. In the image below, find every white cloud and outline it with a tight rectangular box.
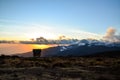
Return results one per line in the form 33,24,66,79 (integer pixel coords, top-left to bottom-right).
103,27,120,42
68,29,103,40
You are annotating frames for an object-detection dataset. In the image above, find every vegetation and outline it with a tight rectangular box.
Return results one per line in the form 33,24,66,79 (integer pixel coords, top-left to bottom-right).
0,55,120,80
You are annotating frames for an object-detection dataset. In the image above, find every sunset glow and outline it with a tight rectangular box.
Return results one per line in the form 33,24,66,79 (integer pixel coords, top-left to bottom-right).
32,44,55,49
0,43,56,55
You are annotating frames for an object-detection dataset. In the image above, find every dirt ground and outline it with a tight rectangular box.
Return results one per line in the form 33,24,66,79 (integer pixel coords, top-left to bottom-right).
0,56,120,80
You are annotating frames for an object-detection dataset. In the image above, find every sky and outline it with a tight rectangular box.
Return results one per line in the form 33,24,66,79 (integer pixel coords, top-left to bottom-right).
0,0,120,40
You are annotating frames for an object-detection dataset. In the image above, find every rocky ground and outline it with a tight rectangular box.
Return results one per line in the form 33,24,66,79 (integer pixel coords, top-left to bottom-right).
0,56,120,80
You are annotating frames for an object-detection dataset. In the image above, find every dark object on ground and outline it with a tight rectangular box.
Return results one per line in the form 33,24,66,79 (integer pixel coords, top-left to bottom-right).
33,49,41,57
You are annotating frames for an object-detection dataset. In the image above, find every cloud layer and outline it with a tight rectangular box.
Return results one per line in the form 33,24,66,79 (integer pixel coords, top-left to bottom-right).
103,27,120,42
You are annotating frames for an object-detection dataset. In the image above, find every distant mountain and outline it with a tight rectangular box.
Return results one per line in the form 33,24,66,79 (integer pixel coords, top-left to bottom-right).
54,39,120,57
55,45,120,57
16,39,120,57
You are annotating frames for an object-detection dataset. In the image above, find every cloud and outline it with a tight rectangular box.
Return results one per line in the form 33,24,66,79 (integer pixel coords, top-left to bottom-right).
69,29,103,40
103,27,120,42
105,27,116,38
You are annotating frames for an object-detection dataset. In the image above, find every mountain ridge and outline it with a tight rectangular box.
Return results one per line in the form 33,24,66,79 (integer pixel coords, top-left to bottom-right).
16,39,120,57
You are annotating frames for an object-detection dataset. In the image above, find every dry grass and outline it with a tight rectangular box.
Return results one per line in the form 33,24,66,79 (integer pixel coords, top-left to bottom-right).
0,55,120,80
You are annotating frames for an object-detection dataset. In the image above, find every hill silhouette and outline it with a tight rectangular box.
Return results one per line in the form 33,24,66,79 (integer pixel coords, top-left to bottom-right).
16,45,120,57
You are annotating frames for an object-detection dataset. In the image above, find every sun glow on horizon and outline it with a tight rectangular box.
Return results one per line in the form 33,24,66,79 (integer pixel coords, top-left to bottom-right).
32,44,57,49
